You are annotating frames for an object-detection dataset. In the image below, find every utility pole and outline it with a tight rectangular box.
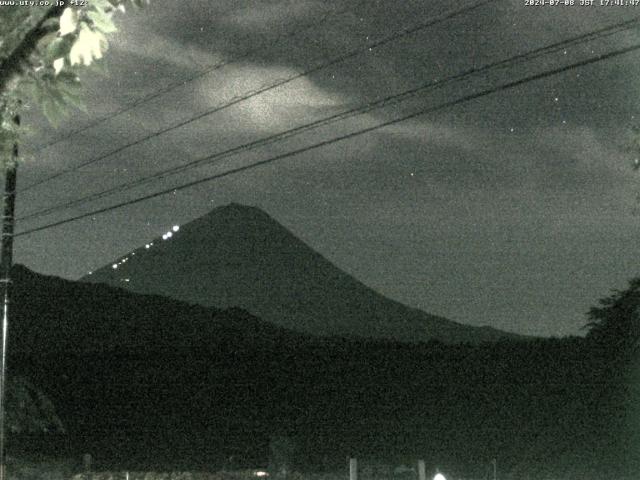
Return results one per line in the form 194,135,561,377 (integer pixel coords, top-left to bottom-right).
491,458,497,480
0,113,19,480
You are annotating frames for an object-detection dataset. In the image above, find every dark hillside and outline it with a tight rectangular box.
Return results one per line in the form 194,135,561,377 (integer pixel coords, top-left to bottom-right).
7,266,637,478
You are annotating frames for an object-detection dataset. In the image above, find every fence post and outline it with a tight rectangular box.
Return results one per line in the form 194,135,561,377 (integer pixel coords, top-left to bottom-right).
349,458,357,480
417,460,426,480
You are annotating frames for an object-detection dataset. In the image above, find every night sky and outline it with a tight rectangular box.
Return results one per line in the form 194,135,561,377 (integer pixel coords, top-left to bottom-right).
11,0,640,337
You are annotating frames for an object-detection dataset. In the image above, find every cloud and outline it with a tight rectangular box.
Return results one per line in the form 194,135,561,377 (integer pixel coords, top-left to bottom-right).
381,119,487,153
112,28,223,71
196,63,347,130
224,0,322,31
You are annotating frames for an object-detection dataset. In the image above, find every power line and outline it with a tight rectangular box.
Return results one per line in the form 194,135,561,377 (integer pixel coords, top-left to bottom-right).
18,16,640,222
19,0,497,194
31,1,362,153
15,41,640,238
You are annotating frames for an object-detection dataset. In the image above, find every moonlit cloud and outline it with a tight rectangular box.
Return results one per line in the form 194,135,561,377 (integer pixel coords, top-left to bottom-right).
224,0,321,31
112,26,224,70
197,64,346,130
381,119,486,153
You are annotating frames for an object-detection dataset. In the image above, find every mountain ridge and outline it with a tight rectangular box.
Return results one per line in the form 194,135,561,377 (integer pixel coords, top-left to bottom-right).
83,203,522,344
9,263,305,355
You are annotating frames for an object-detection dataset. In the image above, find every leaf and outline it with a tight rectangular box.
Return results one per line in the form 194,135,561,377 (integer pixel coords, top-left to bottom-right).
87,9,118,34
56,74,85,111
91,0,115,12
69,26,108,66
51,90,71,116
53,58,65,75
36,30,58,53
41,17,60,30
40,97,60,125
20,79,40,105
46,37,72,62
47,90,69,127
58,88,87,113
105,0,127,12
59,7,79,36
131,0,150,9
56,70,80,85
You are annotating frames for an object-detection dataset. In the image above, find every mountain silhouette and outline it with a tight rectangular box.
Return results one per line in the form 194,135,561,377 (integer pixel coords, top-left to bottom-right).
83,203,518,344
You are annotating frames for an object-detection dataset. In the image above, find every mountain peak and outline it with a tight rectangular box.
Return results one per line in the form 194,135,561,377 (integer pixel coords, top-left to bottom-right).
214,202,260,215
192,203,280,231
220,202,256,211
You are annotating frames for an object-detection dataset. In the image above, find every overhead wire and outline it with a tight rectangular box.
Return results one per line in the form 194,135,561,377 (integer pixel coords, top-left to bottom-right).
17,15,640,222
15,41,640,238
19,0,498,193
30,0,363,153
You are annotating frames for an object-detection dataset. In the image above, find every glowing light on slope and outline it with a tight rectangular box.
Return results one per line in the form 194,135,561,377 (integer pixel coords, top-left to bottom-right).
172,225,180,232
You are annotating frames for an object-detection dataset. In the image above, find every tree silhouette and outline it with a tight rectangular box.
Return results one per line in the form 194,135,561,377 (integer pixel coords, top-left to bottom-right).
585,278,640,352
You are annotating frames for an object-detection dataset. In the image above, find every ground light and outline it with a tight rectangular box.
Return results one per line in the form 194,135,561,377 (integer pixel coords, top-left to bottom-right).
433,474,446,480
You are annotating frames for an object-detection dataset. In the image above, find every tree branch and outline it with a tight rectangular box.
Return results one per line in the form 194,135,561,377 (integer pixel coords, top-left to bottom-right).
0,4,66,95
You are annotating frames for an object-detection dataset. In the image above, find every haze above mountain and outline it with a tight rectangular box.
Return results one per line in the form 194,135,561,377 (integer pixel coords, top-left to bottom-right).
83,203,519,344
